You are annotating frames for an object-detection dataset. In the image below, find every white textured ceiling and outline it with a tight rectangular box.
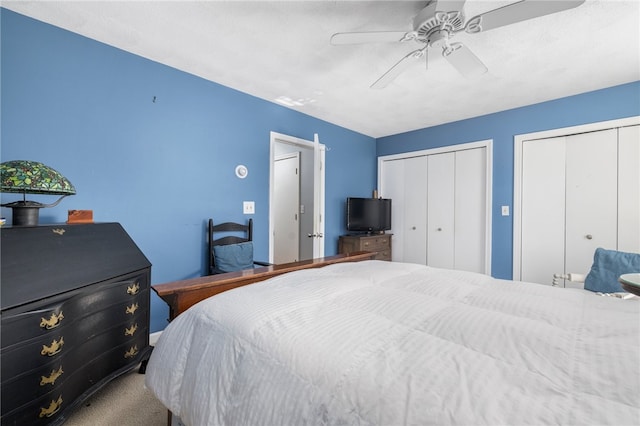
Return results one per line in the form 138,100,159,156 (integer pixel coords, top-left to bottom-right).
3,1,639,138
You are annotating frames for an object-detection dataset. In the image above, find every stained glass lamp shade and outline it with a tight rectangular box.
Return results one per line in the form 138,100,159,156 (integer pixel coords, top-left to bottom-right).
1,160,76,226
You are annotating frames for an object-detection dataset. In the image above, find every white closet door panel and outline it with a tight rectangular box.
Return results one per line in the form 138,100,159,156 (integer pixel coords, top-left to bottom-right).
565,129,618,276
427,153,455,269
381,159,406,262
454,148,486,273
403,156,428,264
520,137,566,284
274,154,300,263
618,125,640,253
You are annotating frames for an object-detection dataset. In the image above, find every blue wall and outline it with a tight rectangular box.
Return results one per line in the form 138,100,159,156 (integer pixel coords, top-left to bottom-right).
0,9,377,332
377,81,640,280
3,8,639,332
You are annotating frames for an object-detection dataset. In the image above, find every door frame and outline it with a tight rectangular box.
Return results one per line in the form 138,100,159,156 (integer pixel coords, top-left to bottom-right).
512,116,640,280
269,131,326,263
377,139,493,274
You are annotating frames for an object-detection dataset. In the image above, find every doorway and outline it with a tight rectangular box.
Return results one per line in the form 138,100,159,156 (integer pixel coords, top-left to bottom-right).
269,132,325,263
273,153,300,263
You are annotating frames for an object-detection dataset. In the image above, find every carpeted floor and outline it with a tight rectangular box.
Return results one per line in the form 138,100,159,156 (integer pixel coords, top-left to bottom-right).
65,366,167,426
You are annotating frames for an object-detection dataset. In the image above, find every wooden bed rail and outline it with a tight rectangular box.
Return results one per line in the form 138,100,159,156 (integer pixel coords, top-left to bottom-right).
152,251,377,320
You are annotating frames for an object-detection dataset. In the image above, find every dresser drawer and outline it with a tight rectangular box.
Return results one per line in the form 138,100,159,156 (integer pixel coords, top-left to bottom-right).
1,272,148,349
373,250,391,261
1,331,148,426
1,304,148,380
2,373,81,426
1,355,69,413
1,323,148,416
359,236,389,251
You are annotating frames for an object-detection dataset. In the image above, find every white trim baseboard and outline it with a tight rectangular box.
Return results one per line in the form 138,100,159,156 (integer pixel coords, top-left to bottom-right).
149,331,163,347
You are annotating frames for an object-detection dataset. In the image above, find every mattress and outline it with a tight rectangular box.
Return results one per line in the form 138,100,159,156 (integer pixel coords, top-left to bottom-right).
145,260,640,425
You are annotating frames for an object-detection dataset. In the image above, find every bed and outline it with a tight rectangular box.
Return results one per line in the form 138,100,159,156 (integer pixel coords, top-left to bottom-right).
145,260,640,425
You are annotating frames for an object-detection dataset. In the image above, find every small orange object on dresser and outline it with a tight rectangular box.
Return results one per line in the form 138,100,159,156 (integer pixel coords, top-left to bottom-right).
67,209,94,223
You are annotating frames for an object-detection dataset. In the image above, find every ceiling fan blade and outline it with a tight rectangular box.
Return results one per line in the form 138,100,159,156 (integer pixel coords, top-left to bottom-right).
330,31,409,45
465,0,585,33
441,0,467,13
443,43,487,78
371,48,427,89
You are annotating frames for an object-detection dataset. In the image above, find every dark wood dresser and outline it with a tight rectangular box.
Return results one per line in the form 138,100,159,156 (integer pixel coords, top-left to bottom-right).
0,223,152,426
338,233,392,261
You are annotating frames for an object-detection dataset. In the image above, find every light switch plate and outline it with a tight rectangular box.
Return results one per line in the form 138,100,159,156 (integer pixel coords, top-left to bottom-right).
243,201,255,214
501,205,509,216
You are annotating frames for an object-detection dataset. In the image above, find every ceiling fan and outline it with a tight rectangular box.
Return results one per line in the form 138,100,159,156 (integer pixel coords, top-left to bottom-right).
330,0,585,89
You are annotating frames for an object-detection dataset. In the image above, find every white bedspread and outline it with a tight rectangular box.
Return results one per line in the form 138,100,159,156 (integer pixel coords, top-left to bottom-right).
146,261,640,425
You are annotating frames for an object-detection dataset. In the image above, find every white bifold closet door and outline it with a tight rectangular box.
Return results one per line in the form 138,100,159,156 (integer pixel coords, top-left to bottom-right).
520,126,639,287
454,148,487,273
383,156,428,264
564,130,618,278
520,136,566,285
381,146,487,273
618,125,640,252
427,153,455,269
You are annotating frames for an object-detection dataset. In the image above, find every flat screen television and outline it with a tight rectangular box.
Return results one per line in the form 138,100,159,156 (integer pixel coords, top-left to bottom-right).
346,197,392,233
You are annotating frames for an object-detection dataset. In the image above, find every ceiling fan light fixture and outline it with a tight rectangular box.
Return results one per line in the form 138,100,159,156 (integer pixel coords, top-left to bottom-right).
275,96,317,108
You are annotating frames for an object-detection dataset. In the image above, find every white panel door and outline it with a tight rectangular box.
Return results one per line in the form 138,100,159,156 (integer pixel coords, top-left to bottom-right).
273,153,300,263
565,129,618,279
427,153,455,269
381,159,407,262
403,156,428,264
380,156,429,264
520,137,566,284
454,148,487,273
618,125,640,253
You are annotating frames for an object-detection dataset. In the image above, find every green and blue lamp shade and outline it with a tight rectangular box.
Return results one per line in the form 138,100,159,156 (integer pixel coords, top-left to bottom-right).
1,160,76,226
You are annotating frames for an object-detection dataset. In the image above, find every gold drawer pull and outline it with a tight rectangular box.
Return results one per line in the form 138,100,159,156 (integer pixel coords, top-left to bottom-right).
40,311,64,330
125,303,139,315
124,324,138,336
124,345,139,359
39,395,63,418
40,366,64,386
41,337,64,356
127,282,140,295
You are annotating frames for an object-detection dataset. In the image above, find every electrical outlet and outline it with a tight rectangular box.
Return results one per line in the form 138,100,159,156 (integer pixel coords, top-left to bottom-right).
501,205,510,216
243,201,255,214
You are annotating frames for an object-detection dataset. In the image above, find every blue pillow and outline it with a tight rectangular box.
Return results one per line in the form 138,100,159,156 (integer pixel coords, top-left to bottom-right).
584,248,640,293
213,241,254,273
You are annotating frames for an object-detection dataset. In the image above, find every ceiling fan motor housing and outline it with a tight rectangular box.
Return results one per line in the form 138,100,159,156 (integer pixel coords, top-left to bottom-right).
413,1,465,45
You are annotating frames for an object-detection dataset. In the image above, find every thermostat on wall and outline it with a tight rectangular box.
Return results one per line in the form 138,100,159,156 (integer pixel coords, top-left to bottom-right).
235,165,248,179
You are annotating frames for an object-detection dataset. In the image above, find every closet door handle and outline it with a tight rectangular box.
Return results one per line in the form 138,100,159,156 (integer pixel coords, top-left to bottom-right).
437,228,442,231
586,234,593,240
